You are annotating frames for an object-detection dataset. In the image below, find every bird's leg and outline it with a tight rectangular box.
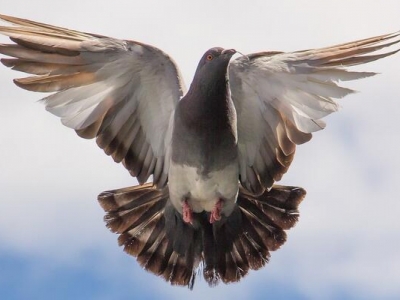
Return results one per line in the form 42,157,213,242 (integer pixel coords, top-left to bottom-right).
209,199,223,223
182,199,193,224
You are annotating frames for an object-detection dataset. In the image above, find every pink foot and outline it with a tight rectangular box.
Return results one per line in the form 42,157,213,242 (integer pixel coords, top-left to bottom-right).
182,200,193,224
209,199,223,223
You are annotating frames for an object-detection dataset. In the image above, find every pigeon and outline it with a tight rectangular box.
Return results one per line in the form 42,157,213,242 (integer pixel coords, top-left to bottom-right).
0,14,398,288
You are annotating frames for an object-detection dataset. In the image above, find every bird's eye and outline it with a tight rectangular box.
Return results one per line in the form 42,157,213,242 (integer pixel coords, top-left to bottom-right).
206,54,213,61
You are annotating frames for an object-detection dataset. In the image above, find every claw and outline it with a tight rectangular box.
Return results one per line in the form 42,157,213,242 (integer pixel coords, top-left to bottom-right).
182,200,193,224
209,199,223,223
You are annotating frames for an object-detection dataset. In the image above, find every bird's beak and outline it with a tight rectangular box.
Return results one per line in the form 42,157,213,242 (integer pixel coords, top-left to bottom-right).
222,49,236,56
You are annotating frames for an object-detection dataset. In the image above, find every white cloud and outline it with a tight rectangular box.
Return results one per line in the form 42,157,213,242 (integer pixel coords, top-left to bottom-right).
1,0,400,299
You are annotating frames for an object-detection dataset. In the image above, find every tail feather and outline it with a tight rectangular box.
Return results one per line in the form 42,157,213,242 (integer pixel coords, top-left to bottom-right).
202,219,219,285
231,241,250,277
97,183,306,288
241,185,304,230
239,200,286,251
98,184,162,212
238,214,271,268
150,236,175,279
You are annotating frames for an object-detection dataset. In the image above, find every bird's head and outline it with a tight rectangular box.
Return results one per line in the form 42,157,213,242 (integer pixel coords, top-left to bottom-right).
190,47,236,91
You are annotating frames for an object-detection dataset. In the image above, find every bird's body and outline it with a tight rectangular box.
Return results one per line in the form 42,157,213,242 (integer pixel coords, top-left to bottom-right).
170,48,239,221
0,14,398,289
169,162,238,214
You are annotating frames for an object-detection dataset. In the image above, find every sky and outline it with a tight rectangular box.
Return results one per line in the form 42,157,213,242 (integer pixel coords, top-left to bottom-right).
0,1,399,299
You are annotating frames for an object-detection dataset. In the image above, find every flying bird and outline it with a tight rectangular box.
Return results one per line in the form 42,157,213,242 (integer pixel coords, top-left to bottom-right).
0,14,398,289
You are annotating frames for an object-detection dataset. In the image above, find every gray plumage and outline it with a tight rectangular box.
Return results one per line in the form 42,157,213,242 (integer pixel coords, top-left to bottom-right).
0,14,399,288
171,48,238,174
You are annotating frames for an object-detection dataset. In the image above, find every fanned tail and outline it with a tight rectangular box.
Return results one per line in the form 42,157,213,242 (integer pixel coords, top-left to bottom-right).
98,184,200,289
98,183,306,288
201,185,306,284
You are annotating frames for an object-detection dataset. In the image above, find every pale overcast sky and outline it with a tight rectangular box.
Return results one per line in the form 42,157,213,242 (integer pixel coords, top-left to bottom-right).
0,1,399,299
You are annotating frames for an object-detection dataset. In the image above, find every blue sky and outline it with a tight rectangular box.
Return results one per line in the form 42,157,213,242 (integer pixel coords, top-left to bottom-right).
1,1,400,299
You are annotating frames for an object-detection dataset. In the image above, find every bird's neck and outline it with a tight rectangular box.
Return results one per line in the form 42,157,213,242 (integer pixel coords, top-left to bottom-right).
171,70,238,173
182,73,233,125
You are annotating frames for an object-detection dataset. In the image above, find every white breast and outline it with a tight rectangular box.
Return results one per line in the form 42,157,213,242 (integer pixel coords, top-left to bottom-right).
168,162,239,216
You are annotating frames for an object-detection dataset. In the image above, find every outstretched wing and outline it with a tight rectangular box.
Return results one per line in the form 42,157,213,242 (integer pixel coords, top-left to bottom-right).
229,32,399,194
0,14,186,187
